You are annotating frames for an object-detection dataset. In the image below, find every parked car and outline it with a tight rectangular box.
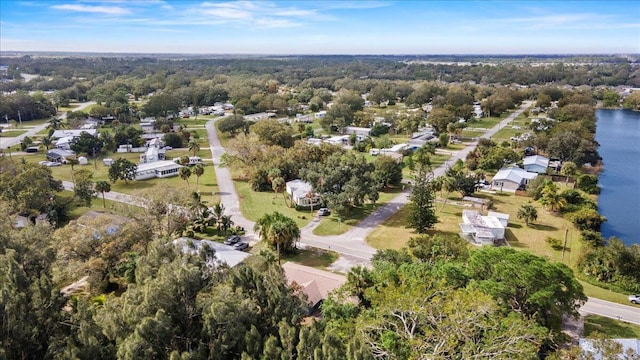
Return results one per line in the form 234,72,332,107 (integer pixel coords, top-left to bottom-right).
234,242,249,251
629,294,640,304
317,208,331,216
224,235,241,245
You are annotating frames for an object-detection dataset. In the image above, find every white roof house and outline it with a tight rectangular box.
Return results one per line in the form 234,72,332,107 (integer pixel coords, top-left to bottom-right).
491,167,538,192
135,160,182,181
55,136,75,150
460,209,505,245
173,237,250,268
139,146,166,164
314,111,327,119
487,211,510,227
51,129,97,140
286,180,321,208
381,143,409,154
523,155,550,174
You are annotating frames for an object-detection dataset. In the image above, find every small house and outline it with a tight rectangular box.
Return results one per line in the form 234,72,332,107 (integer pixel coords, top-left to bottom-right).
459,209,505,246
314,111,327,119
344,126,372,140
286,180,321,208
173,237,250,268
46,149,76,163
134,160,182,181
77,156,88,165
491,167,538,192
523,155,550,174
282,262,347,313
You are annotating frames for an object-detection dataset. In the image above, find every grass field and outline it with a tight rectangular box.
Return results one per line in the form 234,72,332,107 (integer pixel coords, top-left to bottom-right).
249,241,340,270
0,130,28,137
583,315,640,338
366,189,585,264
234,179,313,228
312,187,404,236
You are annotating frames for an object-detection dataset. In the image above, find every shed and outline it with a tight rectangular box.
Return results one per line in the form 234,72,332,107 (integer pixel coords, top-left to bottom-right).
78,156,88,165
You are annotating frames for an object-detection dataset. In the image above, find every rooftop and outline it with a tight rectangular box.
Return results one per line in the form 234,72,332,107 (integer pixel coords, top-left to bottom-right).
282,262,346,306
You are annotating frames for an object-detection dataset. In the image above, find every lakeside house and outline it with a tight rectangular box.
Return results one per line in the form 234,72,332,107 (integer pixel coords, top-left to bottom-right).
491,167,538,192
523,155,550,174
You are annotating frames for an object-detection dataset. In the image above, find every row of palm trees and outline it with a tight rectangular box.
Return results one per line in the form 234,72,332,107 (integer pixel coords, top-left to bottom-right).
190,194,234,235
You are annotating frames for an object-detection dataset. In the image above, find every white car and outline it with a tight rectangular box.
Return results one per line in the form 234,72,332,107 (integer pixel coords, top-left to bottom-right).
629,294,640,304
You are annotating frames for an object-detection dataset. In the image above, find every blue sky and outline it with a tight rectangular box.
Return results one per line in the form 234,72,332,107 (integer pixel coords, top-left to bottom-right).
1,0,638,54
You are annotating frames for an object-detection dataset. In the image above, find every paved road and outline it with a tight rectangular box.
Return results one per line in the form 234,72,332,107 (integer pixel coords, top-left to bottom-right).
580,297,640,325
0,101,95,150
205,119,257,240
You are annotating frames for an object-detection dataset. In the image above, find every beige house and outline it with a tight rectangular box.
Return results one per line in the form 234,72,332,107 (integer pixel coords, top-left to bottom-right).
282,262,347,312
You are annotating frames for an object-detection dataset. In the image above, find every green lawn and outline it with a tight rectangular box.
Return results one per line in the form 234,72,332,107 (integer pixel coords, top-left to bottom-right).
0,130,28,137
249,241,339,270
22,151,220,206
312,187,404,236
583,315,640,338
234,179,313,228
59,190,144,223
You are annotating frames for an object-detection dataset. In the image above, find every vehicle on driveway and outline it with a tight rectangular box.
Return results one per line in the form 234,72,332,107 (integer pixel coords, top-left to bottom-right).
630,294,640,304
224,235,241,245
317,208,331,216
234,242,249,251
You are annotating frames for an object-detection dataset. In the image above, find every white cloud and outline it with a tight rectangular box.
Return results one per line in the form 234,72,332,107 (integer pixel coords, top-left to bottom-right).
51,4,130,15
189,1,326,28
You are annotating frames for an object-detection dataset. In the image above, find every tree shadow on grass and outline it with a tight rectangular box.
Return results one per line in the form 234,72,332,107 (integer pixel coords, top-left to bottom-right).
584,316,640,338
529,223,558,231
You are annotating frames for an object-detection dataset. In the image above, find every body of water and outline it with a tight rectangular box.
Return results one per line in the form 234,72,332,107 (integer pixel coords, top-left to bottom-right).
595,109,640,246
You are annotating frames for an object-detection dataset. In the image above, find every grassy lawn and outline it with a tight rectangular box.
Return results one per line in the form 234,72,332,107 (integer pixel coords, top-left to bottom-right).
312,187,404,236
57,104,80,112
583,315,640,338
364,186,635,304
59,190,144,222
0,130,28,137
577,281,633,304
234,179,313,228
22,151,220,206
249,241,340,270
471,116,503,129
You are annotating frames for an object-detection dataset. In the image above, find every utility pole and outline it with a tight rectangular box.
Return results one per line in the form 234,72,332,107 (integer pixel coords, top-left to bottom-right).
562,227,569,262
18,110,22,127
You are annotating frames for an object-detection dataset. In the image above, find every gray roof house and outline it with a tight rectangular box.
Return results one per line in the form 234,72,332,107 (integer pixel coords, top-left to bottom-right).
173,237,250,268
286,180,321,208
523,155,550,174
491,167,538,192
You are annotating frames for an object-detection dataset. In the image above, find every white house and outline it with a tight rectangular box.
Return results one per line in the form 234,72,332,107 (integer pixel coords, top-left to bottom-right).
459,209,505,245
381,143,408,154
344,126,372,139
487,211,510,227
523,155,550,174
314,111,327,119
491,167,538,192
55,136,75,150
243,112,275,122
173,237,250,268
139,146,166,163
134,160,182,181
324,135,349,146
51,129,97,140
286,180,321,208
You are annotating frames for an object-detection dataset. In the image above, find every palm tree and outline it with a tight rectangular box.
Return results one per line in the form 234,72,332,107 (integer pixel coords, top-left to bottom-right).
219,215,234,234
517,202,538,226
188,139,200,157
94,181,111,207
47,116,65,130
179,155,190,166
193,164,204,192
254,211,300,265
179,166,192,190
41,136,52,150
540,183,566,212
210,202,225,232
271,176,285,200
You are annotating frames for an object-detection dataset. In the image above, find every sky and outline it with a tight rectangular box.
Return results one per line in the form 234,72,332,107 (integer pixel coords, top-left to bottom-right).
1,0,639,55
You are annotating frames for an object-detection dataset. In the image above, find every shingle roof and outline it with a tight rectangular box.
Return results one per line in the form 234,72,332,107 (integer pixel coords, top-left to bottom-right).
282,262,346,306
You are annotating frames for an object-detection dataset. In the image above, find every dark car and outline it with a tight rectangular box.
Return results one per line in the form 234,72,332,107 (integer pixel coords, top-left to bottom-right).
317,208,331,216
234,242,249,251
224,235,241,245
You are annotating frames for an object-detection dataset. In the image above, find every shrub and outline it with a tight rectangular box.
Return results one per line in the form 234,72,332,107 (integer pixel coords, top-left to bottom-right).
576,174,600,194
570,208,606,232
545,237,563,250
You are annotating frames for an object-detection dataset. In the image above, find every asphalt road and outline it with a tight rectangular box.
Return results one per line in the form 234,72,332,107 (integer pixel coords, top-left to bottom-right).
0,101,95,150
580,297,640,325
